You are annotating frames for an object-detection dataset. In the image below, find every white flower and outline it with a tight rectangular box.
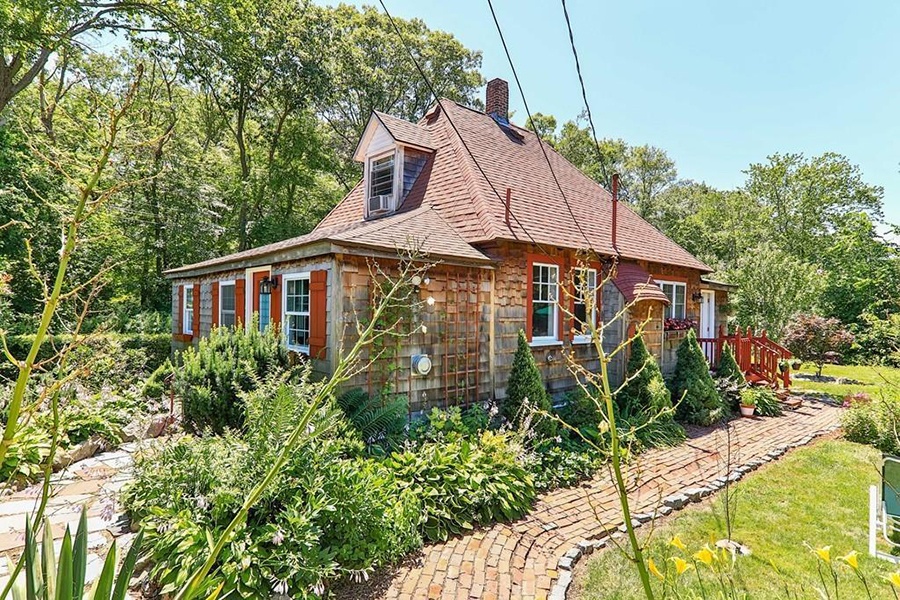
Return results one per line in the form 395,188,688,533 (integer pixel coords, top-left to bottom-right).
271,528,285,546
426,296,435,306
421,324,428,334
270,576,289,595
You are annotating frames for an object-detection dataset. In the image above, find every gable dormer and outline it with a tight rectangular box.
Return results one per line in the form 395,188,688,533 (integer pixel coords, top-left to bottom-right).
354,111,434,219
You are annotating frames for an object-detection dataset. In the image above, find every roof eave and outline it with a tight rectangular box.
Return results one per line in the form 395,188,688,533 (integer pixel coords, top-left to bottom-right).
164,240,336,279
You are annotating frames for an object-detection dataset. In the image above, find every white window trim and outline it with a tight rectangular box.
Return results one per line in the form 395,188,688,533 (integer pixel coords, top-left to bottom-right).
218,280,236,328
282,272,311,354
572,268,598,345
364,147,403,218
530,262,560,346
657,279,687,320
183,284,194,335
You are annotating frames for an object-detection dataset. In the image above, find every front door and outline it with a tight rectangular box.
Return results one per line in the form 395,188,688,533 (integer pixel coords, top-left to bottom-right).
246,267,272,332
700,290,716,361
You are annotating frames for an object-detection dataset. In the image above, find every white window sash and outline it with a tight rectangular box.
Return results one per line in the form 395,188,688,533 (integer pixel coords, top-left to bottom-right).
531,262,559,344
282,273,311,353
183,285,194,335
219,280,236,327
657,280,687,320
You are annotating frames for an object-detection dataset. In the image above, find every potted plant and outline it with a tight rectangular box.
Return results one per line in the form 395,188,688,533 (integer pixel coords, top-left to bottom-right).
791,358,802,370
739,388,757,417
778,359,790,373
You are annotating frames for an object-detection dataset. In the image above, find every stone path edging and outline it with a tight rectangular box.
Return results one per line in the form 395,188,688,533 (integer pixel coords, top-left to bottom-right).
549,422,842,600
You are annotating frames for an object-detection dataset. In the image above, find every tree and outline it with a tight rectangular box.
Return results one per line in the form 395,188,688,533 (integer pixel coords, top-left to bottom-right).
728,244,823,338
616,333,672,418
744,152,884,262
318,4,483,184
782,314,854,377
716,344,744,383
0,0,160,113
525,112,558,144
503,330,555,437
670,329,724,426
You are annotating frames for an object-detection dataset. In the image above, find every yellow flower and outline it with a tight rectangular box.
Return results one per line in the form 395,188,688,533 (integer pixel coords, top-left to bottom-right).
648,558,664,580
839,550,859,570
670,557,694,576
814,546,831,563
694,546,715,566
888,572,900,588
670,536,687,551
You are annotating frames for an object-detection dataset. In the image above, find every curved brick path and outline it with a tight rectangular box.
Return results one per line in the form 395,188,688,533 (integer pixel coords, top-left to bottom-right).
342,399,842,600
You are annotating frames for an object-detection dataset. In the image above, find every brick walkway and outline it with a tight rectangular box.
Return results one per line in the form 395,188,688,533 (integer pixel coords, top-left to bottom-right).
345,399,842,600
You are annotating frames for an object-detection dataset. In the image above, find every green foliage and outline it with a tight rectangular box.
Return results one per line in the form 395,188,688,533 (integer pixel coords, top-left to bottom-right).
141,359,174,400
408,405,490,444
0,422,50,482
716,344,744,383
616,334,673,417
555,387,600,432
671,329,725,425
8,505,143,600
386,430,535,542
740,387,782,417
124,377,419,598
523,436,601,491
842,396,900,455
336,388,408,446
503,330,556,438
782,314,855,377
852,312,900,367
176,324,291,433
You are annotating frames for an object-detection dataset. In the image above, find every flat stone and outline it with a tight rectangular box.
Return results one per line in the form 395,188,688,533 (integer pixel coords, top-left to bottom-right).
557,556,574,571
663,494,688,509
683,488,703,502
657,505,673,517
564,546,582,561
577,540,594,556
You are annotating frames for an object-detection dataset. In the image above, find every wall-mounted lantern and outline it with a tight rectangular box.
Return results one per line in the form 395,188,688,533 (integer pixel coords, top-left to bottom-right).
259,275,278,295
691,291,703,303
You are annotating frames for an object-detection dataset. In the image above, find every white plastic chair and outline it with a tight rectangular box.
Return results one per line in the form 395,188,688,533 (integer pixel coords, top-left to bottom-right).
869,455,900,563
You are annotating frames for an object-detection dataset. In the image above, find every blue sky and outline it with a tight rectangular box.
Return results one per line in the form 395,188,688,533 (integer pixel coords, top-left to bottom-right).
328,0,900,226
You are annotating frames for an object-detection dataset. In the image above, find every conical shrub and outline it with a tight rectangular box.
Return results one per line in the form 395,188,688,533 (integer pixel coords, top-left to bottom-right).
616,333,673,418
671,329,725,425
716,343,744,383
503,330,556,438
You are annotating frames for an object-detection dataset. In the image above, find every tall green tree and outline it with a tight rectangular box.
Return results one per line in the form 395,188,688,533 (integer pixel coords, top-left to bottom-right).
744,152,884,262
319,4,483,185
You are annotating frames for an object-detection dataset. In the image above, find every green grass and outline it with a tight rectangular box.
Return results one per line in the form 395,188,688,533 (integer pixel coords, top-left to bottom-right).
571,440,900,599
792,363,900,400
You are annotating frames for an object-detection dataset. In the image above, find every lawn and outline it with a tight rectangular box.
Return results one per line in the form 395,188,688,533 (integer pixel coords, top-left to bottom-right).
570,439,897,599
792,362,900,399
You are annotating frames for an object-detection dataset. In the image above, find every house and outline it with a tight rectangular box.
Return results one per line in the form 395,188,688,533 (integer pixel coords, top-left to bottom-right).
165,78,734,414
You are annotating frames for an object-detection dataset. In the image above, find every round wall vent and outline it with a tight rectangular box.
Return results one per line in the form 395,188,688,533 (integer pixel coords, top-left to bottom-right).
411,354,433,376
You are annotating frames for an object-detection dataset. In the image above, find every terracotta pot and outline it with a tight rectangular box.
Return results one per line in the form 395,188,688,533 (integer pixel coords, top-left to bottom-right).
739,405,755,417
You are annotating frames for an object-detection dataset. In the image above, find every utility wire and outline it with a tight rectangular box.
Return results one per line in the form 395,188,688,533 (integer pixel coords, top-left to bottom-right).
377,0,551,256
560,0,611,187
487,0,596,256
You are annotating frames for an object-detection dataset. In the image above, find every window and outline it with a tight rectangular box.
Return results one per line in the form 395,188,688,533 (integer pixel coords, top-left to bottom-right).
219,282,235,327
659,281,686,319
183,285,194,335
572,268,597,343
284,274,310,352
367,153,395,214
531,263,559,343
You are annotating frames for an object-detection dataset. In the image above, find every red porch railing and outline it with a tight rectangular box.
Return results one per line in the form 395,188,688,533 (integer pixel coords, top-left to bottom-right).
698,325,792,388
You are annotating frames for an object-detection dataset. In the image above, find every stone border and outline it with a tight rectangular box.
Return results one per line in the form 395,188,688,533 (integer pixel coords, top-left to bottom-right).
550,423,842,600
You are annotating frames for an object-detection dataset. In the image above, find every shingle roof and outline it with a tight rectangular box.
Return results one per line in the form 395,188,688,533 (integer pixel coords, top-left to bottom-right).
612,262,670,304
164,207,489,276
373,111,434,150
320,101,711,272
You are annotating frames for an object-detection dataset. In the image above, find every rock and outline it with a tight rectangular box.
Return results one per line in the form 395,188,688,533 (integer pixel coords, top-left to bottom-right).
52,436,105,472
564,546,582,561
577,540,595,556
663,494,688,509
557,556,575,571
683,488,703,502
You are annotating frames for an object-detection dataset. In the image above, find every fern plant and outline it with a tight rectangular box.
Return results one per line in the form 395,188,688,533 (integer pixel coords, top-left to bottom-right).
336,388,408,446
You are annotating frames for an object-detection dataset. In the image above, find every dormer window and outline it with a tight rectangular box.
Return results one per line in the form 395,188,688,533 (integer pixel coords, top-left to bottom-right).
367,152,397,216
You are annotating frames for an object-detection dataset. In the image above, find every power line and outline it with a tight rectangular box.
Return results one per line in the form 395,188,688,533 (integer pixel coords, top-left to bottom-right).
560,0,611,188
377,0,551,256
486,0,596,256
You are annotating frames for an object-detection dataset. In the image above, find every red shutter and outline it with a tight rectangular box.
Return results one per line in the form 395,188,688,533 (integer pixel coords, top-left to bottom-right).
192,284,201,338
175,284,184,335
235,279,246,327
211,281,219,327
270,274,282,330
309,270,327,359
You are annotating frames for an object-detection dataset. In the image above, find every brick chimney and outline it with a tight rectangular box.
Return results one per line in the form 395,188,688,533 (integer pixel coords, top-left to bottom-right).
485,78,509,118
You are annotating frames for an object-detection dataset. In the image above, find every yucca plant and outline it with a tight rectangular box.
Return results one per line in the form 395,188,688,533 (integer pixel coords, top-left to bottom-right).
7,506,142,600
